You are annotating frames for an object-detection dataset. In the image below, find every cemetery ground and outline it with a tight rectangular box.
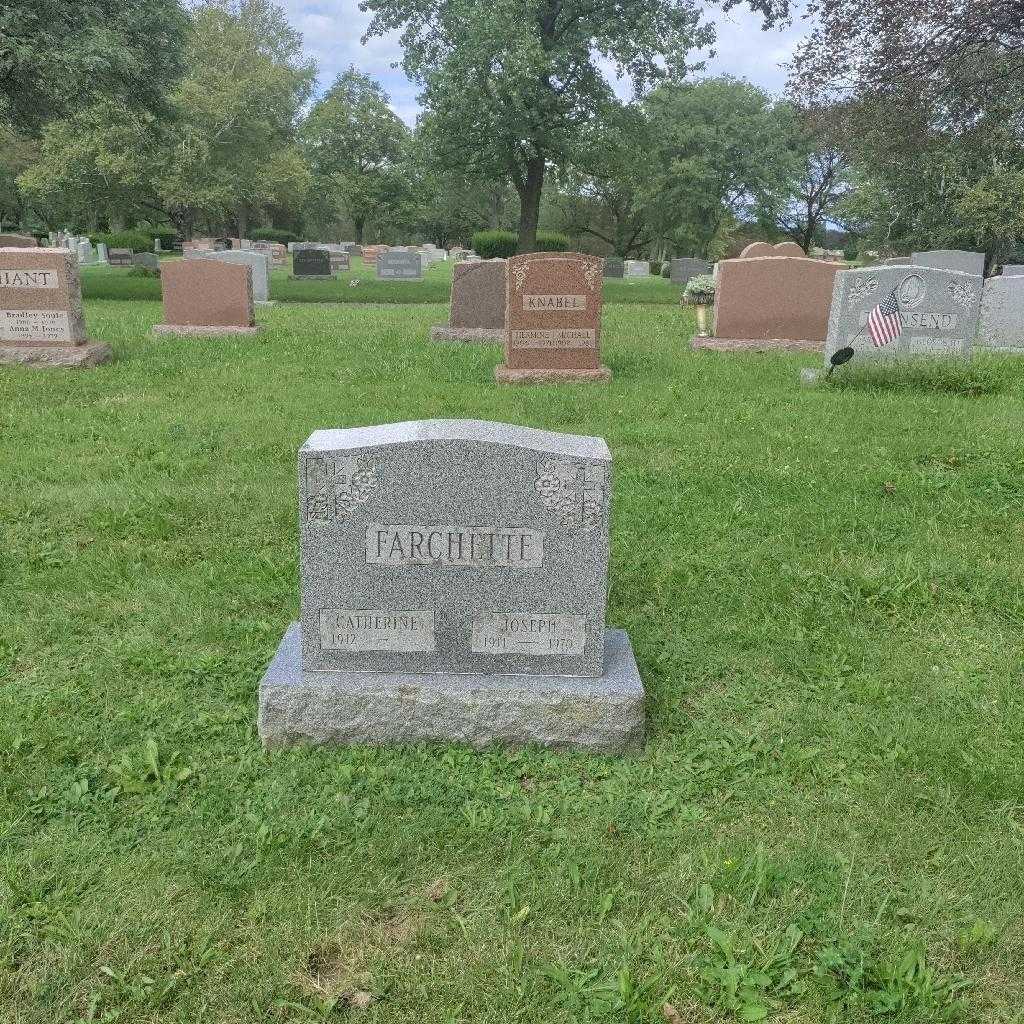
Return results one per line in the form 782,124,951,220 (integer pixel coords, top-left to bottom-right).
2,294,1024,1024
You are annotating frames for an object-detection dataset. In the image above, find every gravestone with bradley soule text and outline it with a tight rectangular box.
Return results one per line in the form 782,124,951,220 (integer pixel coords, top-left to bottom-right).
0,248,112,366
496,252,610,382
292,248,333,279
377,249,423,280
153,258,259,336
430,258,506,343
824,265,981,367
258,419,644,753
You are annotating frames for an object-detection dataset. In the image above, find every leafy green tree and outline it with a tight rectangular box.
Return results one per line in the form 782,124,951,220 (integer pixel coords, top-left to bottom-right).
643,78,795,258
18,0,315,237
0,0,188,133
363,0,713,252
302,69,409,243
551,104,657,257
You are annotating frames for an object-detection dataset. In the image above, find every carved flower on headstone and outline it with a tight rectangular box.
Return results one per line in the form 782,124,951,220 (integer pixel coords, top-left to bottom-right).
304,456,378,523
947,281,975,308
513,265,528,292
848,278,878,306
535,459,605,533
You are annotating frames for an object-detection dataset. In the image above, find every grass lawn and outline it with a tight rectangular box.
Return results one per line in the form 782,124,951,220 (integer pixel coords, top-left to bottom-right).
79,256,682,305
2,294,1023,1023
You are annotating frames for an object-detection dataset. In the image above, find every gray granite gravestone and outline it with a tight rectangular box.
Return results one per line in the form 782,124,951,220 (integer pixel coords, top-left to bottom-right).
133,252,160,272
188,248,272,303
96,243,108,264
76,241,94,265
258,419,645,753
377,250,423,280
329,251,350,274
624,260,650,278
603,257,624,279
978,276,1024,351
292,248,333,279
109,248,134,267
1002,265,1024,277
670,258,712,286
824,265,982,368
883,257,911,266
911,250,985,277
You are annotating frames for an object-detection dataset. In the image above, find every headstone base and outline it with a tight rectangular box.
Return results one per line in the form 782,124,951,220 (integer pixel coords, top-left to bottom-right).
0,342,112,368
430,325,505,344
255,300,277,307
692,336,821,353
152,324,262,336
495,365,612,384
288,275,335,281
259,622,645,754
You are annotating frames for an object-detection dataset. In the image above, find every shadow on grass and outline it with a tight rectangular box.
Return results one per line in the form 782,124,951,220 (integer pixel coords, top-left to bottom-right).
829,355,1018,398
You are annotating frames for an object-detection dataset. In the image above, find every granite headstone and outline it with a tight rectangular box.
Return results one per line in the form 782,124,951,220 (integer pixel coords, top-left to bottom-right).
377,250,423,280
824,265,981,366
292,248,333,279
153,258,259,335
911,250,985,277
603,257,624,279
0,248,112,366
496,252,609,382
670,258,712,286
431,259,506,343
258,419,644,752
978,276,1024,351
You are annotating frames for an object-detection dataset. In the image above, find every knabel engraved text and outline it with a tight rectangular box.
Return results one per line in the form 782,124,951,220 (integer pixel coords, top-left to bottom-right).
522,294,586,311
366,524,545,567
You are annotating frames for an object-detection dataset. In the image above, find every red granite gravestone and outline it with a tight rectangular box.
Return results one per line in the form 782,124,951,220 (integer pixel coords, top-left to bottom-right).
0,234,38,248
0,248,112,366
695,242,842,352
153,259,259,335
495,252,610,383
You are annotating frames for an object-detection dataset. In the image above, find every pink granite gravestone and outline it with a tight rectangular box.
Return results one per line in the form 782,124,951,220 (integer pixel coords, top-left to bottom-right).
495,252,610,382
695,242,842,352
0,248,112,367
153,259,259,335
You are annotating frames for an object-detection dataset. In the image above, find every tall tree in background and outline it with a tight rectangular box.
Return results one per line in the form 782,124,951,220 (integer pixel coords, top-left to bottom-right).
0,0,188,133
643,78,794,258
363,0,713,252
302,69,408,243
18,0,315,237
757,103,850,251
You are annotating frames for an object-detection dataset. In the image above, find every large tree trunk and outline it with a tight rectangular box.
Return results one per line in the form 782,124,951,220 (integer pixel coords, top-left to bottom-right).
354,216,365,244
236,205,249,239
516,157,545,253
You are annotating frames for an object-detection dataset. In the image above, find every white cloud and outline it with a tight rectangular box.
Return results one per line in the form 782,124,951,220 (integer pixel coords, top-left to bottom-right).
280,0,808,123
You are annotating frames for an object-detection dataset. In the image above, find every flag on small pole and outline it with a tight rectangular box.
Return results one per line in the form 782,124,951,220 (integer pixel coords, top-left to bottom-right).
867,288,903,348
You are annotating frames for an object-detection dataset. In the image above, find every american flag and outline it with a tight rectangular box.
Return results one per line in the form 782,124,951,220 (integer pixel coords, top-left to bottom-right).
867,289,903,348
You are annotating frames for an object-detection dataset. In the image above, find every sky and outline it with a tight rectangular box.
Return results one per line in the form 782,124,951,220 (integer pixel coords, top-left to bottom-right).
281,0,808,123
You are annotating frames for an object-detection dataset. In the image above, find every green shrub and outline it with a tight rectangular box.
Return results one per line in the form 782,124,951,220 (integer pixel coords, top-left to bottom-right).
252,227,300,244
534,231,569,252
660,262,671,278
472,229,572,258
472,230,517,259
94,230,150,253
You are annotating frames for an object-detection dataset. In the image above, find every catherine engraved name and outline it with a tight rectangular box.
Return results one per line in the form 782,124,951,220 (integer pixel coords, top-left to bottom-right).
366,524,545,567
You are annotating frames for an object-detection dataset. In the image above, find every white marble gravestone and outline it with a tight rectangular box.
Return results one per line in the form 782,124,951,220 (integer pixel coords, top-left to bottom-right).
258,419,644,752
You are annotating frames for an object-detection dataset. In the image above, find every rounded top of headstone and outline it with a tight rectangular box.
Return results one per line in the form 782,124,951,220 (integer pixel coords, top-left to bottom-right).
302,419,611,461
739,242,774,258
772,241,805,257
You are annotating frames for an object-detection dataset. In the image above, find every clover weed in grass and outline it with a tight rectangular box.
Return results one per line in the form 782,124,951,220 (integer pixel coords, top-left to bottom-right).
1,298,1022,1022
